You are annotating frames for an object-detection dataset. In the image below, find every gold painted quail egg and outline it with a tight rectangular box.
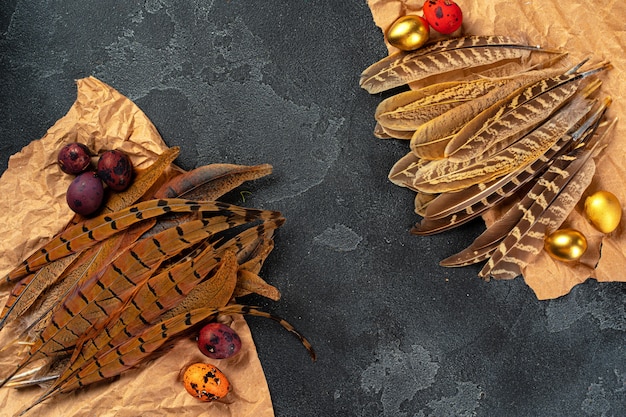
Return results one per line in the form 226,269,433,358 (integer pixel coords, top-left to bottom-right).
544,228,588,262
584,190,622,233
386,15,430,51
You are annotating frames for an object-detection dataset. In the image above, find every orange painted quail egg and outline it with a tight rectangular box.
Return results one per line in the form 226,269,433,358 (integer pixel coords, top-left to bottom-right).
183,363,230,402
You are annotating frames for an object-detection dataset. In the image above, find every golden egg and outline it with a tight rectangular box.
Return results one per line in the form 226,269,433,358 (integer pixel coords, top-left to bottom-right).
544,229,588,262
584,190,622,233
386,15,430,51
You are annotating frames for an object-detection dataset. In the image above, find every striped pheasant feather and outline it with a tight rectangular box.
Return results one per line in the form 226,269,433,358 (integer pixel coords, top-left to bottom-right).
36,215,254,353
0,255,81,330
439,152,586,267
88,219,284,364
0,211,273,389
360,35,543,94
478,117,613,278
375,78,502,133
441,113,613,269
416,101,595,233
0,219,159,333
412,189,522,236
4,217,285,394
55,248,240,392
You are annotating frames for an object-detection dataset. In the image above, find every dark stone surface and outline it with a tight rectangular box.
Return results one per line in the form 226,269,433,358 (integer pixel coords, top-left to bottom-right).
1,1,624,416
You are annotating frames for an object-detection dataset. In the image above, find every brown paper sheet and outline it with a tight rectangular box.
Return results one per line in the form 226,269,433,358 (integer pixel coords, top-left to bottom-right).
0,77,273,416
367,0,626,299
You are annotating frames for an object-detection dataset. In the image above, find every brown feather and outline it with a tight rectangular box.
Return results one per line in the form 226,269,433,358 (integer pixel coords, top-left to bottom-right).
360,35,542,94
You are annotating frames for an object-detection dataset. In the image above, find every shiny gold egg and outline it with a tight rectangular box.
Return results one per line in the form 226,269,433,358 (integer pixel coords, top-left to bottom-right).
544,228,588,262
584,190,622,233
386,15,430,51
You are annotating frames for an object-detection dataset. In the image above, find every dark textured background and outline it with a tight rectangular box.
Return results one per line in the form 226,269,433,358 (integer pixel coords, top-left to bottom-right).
1,1,624,416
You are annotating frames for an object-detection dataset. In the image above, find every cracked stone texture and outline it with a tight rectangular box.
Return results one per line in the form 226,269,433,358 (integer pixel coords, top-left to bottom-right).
1,1,625,416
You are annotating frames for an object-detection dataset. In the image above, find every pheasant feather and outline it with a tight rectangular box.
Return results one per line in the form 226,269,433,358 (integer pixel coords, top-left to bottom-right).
412,94,594,194
440,113,613,268
54,248,240,393
375,79,502,134
360,35,543,94
0,211,272,389
439,152,586,266
478,118,613,278
0,220,157,332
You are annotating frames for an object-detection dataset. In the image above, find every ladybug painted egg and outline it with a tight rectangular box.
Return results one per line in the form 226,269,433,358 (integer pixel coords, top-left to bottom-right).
183,363,231,402
423,0,463,35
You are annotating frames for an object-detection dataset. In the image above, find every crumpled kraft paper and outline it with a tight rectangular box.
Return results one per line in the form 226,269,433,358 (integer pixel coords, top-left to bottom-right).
367,0,626,299
0,77,274,416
